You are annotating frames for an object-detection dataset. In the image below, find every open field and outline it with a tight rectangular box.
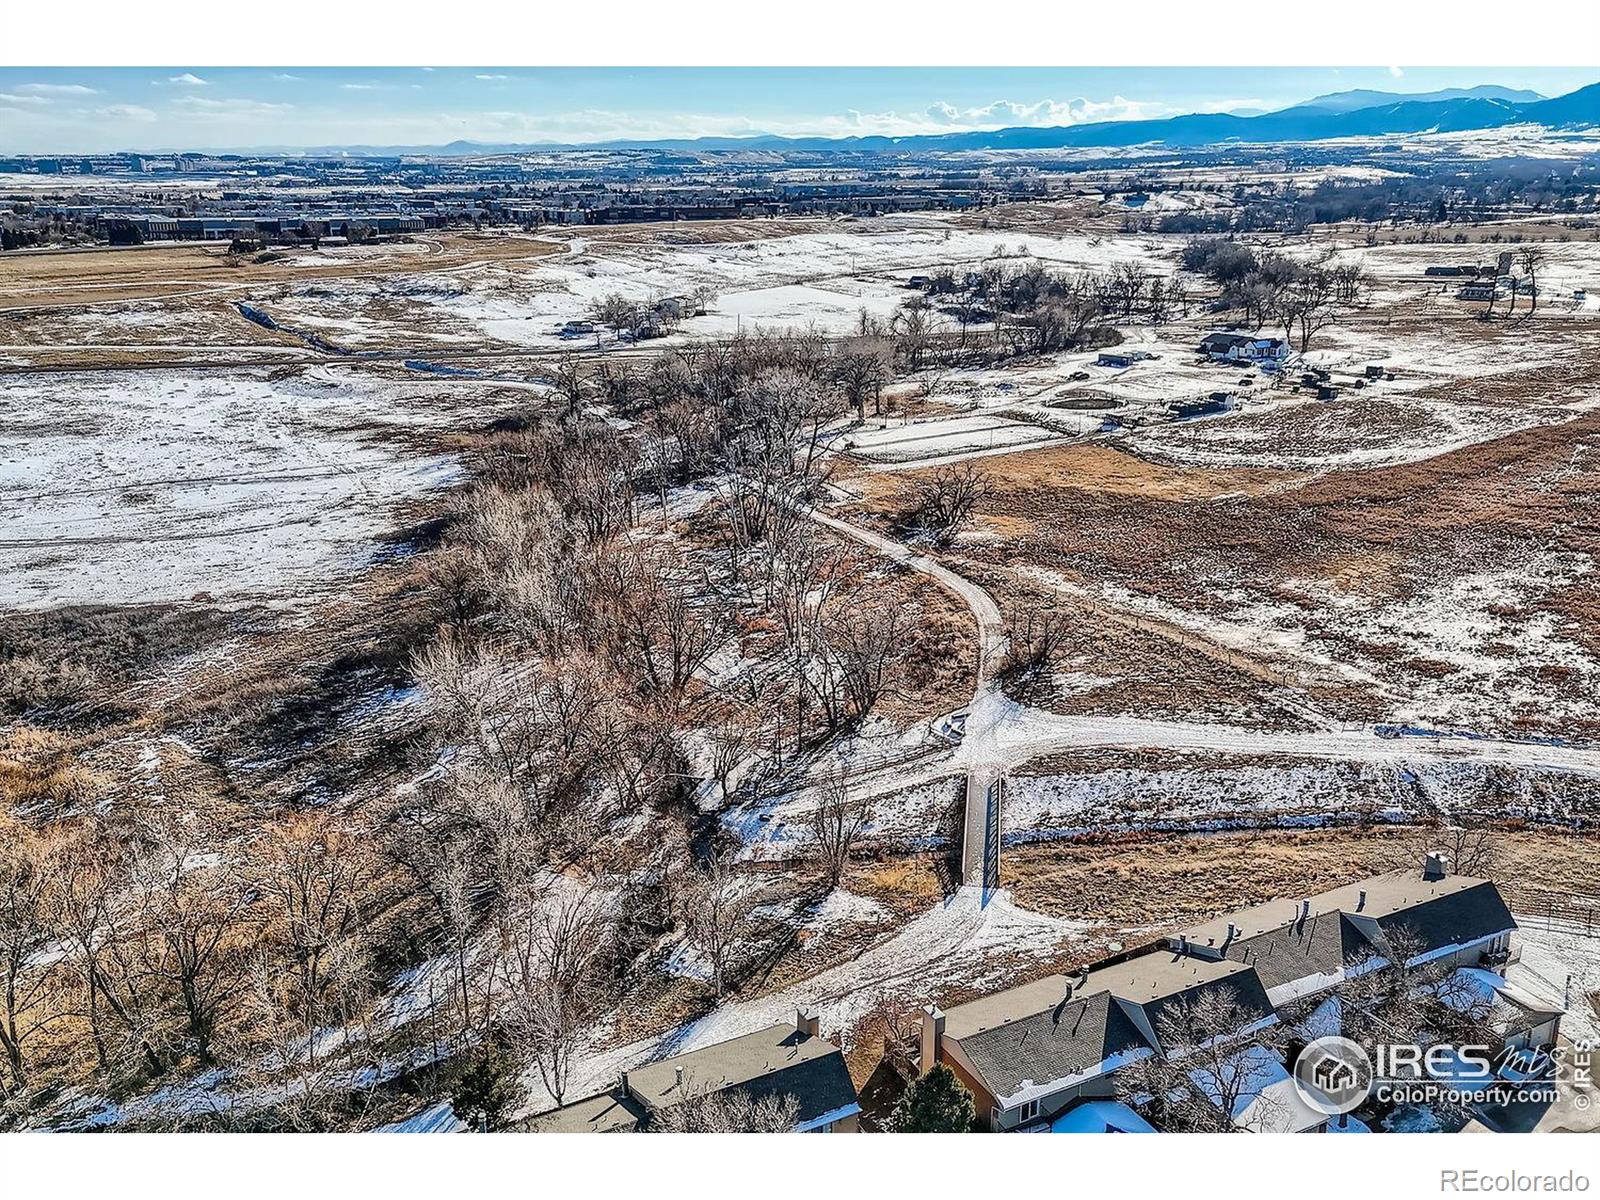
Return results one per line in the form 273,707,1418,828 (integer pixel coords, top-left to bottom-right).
0,231,565,311
7,158,1600,1135
0,364,544,607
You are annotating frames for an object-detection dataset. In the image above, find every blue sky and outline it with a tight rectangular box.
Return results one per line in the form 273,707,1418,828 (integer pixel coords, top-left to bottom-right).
1,67,1595,153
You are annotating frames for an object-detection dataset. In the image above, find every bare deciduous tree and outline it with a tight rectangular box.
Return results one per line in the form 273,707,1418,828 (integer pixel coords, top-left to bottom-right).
909,463,988,547
808,777,875,889
496,885,613,1108
996,605,1070,697
0,817,59,1097
255,814,376,1047
647,1085,800,1132
1518,245,1546,316
128,812,256,1065
1116,986,1286,1132
678,853,755,998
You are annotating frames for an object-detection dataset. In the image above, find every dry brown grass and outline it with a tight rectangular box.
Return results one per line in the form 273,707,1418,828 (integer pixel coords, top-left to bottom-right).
860,442,1296,509
0,726,108,811
0,232,563,311
1005,825,1599,935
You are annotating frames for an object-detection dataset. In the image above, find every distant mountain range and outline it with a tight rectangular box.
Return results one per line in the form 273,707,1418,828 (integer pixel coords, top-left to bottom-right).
271,81,1600,158
1287,85,1544,113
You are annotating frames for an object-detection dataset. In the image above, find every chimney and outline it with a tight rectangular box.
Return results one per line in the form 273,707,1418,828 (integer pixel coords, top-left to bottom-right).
619,1070,630,1097
1423,852,1447,881
1357,889,1367,912
674,1065,685,1090
1298,899,1312,924
1224,922,1239,948
795,1006,820,1039
918,1005,945,1077
1177,935,1190,955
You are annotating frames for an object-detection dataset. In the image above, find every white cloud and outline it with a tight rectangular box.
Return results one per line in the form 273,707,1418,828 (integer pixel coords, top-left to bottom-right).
475,74,509,81
14,82,99,96
792,95,1166,138
166,73,208,86
340,83,380,91
270,73,300,82
0,92,48,106
171,96,293,119
98,104,157,122
1389,66,1405,79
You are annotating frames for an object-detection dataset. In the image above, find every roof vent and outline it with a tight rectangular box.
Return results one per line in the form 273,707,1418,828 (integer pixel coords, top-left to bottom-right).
1423,852,1448,881
674,1065,685,1089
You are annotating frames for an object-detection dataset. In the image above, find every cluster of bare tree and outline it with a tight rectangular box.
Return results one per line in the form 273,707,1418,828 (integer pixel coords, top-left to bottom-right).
905,463,988,548
1,802,384,1123
365,331,946,1104
888,259,1189,361
589,286,719,341
1182,238,1369,352
0,323,955,1127
994,605,1072,699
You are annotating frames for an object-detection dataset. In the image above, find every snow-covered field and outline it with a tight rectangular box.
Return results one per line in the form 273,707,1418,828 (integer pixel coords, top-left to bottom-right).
262,216,1181,350
837,412,1066,464
1324,235,1600,303
1003,756,1600,842
1021,541,1600,734
0,365,526,608
0,298,296,352
1134,321,1600,472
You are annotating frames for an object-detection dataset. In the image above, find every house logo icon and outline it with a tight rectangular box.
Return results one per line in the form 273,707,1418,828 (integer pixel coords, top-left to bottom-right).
1294,1036,1373,1116
1313,1055,1357,1094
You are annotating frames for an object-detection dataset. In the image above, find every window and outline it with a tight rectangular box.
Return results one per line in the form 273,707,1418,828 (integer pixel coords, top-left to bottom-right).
1019,1098,1040,1123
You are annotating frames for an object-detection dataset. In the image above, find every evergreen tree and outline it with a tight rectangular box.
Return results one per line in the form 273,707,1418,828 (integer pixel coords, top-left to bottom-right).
890,1064,976,1133
451,1044,522,1131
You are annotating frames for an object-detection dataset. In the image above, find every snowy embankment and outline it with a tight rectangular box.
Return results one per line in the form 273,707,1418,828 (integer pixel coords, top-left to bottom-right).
518,885,1084,1118
1003,756,1599,842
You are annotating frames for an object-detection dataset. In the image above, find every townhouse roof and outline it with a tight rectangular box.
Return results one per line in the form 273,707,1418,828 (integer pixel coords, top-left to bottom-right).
954,988,1150,1103
529,1088,648,1134
937,866,1516,1105
943,952,1275,1100
1176,871,1515,963
532,1021,858,1133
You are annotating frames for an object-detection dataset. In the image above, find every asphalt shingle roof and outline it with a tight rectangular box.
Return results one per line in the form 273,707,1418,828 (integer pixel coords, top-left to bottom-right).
533,1022,859,1133
956,989,1151,1101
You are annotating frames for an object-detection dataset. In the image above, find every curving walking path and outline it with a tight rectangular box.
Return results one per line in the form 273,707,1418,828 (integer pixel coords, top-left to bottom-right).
804,502,1600,890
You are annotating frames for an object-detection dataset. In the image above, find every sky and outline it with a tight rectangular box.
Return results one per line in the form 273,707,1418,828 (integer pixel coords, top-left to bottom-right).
1,66,1596,154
